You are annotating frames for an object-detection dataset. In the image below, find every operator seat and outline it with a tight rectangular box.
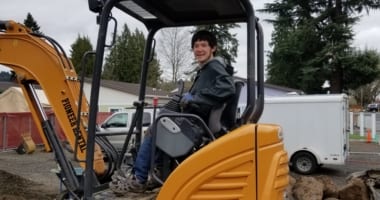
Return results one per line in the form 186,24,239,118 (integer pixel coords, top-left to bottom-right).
221,80,244,130
206,104,226,135
207,80,244,137
154,80,245,158
151,80,245,183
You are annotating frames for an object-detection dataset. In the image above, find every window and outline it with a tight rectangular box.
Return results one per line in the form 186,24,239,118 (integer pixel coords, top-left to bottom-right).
109,107,123,113
132,112,152,126
107,113,128,127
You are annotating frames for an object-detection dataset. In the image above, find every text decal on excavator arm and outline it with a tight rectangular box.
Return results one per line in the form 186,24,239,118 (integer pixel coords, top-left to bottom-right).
62,98,86,152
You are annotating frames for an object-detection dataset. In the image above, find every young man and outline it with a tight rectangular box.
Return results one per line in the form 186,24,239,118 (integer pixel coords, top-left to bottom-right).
110,30,235,194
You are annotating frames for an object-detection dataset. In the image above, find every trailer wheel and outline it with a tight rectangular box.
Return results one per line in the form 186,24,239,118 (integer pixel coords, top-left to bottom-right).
291,152,317,175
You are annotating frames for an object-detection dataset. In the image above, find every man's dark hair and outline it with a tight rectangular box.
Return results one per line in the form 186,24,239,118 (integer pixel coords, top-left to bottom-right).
191,30,217,49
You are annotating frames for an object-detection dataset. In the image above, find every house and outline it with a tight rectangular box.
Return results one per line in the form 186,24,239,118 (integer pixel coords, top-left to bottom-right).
234,77,304,113
0,77,302,113
82,78,171,112
0,80,171,113
233,77,304,97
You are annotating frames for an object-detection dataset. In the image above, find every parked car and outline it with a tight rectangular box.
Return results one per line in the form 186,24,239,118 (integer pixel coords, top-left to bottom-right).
367,103,380,112
97,109,155,151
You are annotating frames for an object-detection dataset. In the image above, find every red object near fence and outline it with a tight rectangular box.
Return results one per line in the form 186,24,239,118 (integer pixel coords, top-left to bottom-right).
367,129,372,143
0,112,112,151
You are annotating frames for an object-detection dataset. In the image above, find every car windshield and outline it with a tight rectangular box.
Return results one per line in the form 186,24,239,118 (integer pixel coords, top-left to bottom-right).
107,113,128,127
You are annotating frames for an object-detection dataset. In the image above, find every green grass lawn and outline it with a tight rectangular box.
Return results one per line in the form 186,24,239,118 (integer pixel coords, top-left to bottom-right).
349,134,366,140
349,131,379,140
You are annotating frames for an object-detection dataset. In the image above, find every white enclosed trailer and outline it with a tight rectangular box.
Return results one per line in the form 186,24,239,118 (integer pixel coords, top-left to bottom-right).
258,94,349,174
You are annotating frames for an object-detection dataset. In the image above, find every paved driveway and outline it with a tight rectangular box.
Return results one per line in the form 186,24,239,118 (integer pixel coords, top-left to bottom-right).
291,140,380,186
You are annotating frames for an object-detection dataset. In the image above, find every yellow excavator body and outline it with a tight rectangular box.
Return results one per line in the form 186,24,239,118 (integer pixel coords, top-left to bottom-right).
157,124,289,200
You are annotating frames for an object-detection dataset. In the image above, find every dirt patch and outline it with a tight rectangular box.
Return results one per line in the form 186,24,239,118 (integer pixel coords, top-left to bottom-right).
0,170,57,200
0,146,62,200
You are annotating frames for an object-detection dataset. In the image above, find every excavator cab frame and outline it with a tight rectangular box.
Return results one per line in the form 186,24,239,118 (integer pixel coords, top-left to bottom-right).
0,0,289,199
85,0,288,199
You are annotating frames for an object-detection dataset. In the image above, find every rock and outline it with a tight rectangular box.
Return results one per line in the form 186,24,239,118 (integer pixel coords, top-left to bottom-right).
338,177,369,200
314,175,339,198
292,176,324,200
346,170,367,180
285,176,297,200
366,178,380,200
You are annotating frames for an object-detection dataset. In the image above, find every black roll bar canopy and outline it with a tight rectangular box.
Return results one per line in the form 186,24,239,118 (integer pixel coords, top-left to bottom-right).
91,0,250,28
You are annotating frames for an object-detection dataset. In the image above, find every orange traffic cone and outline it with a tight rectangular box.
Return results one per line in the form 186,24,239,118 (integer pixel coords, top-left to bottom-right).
367,129,372,143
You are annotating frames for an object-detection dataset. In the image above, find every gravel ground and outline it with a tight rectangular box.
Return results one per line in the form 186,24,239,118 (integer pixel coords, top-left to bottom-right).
1,140,380,199
0,146,158,200
0,147,61,199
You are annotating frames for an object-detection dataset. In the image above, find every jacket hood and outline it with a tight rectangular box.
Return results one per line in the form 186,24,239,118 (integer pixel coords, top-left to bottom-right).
199,56,227,69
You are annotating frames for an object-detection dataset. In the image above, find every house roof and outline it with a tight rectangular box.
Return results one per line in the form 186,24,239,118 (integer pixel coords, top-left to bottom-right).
264,82,304,95
233,77,304,95
84,78,170,97
0,81,18,92
0,78,300,98
0,79,170,97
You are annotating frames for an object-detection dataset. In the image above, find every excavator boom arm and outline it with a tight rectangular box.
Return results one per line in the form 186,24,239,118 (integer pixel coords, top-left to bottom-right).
0,21,105,177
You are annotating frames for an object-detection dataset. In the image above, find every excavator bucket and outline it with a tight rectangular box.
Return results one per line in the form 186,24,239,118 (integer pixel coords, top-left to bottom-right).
16,133,36,154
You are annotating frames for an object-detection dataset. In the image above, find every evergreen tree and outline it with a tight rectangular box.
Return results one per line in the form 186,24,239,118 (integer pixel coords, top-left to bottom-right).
23,13,42,34
124,29,145,83
0,71,12,81
147,54,162,88
70,35,94,77
260,0,380,94
102,25,162,87
194,24,240,65
102,24,131,80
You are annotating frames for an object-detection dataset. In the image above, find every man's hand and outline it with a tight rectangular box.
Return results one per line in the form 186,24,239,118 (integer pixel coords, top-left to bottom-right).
180,92,193,107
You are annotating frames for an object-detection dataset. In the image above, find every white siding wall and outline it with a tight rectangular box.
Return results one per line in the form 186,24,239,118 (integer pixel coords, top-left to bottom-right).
83,83,138,112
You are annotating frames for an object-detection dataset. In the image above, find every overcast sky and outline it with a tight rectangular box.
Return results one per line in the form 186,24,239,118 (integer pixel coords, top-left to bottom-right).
1,0,379,78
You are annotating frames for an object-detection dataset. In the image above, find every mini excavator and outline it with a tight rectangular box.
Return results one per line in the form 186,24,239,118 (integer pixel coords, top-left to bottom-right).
0,0,289,199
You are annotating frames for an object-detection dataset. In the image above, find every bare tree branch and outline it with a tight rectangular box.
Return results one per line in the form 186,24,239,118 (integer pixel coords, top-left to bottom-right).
157,27,192,82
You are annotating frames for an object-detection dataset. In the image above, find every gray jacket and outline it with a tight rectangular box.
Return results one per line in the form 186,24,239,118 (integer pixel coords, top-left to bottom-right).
187,57,236,120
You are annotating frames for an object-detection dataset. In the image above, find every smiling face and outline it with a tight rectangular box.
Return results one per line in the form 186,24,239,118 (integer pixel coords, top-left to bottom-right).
192,40,216,65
